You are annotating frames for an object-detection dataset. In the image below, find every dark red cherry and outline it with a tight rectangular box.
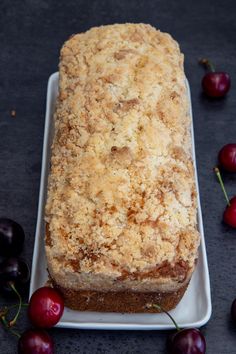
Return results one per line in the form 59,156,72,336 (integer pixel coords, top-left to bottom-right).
168,328,206,354
202,72,230,97
0,257,30,294
18,329,54,354
214,167,236,228
223,196,236,228
0,218,25,256
147,303,206,354
199,58,230,97
28,287,64,328
231,298,236,322
218,144,236,172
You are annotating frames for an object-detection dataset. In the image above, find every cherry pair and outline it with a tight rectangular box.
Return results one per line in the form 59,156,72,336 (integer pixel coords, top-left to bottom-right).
18,287,64,354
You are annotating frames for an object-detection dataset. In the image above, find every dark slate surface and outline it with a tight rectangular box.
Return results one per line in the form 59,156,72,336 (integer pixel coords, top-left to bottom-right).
0,0,236,353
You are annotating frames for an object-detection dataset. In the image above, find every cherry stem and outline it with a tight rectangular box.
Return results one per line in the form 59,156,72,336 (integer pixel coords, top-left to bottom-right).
147,304,180,331
0,303,28,326
0,308,8,318
214,167,231,206
0,316,21,338
8,283,22,327
8,327,21,339
7,303,28,311
199,58,215,72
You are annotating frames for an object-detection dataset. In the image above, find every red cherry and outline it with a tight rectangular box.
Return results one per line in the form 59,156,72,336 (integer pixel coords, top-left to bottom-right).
28,287,64,328
218,144,236,172
231,298,236,322
0,257,30,295
168,328,206,354
147,304,206,354
0,218,25,257
214,168,236,228
199,58,230,97
202,72,230,97
223,197,236,228
18,329,54,354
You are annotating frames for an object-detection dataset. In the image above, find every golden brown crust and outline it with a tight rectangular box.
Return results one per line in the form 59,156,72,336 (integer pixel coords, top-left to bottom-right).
52,279,189,313
45,24,200,310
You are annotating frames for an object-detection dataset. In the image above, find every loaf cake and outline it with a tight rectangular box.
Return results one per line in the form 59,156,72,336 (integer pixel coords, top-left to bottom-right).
45,23,200,313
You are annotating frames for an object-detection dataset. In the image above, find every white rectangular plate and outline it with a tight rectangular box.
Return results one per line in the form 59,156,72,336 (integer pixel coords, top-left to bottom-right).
30,73,212,330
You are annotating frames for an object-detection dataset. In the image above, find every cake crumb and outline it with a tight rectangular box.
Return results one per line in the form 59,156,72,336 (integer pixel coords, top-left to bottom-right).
10,109,16,117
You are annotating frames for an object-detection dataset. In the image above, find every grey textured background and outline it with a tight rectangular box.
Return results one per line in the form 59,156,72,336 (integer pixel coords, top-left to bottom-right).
1,0,236,353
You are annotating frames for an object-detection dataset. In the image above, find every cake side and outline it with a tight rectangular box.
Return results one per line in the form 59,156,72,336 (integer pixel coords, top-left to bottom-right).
45,23,200,311
51,278,189,313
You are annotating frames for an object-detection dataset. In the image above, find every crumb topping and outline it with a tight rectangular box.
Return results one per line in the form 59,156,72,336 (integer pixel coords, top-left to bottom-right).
45,24,199,280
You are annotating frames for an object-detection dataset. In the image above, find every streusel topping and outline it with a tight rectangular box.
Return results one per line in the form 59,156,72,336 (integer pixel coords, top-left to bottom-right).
45,24,199,277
